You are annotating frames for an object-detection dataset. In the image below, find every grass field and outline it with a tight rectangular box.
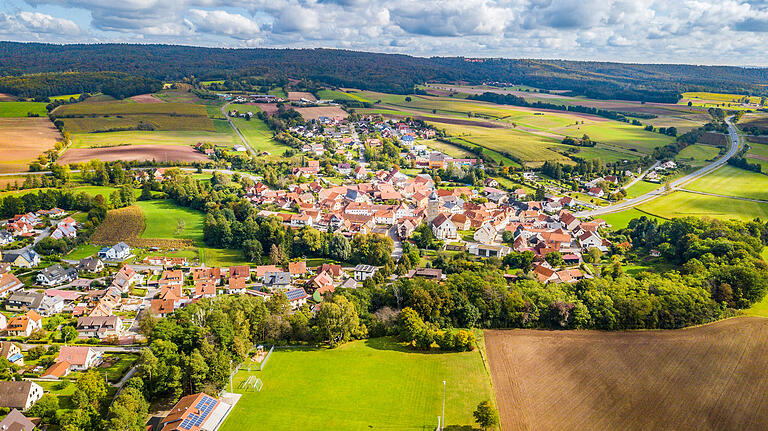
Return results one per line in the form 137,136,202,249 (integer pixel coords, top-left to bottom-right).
69,130,237,148
676,144,722,167
65,243,100,260
220,337,496,431
485,317,768,431
316,89,371,103
637,190,768,221
0,101,48,117
623,180,661,199
54,101,214,134
136,200,204,244
419,139,475,158
599,208,663,229
0,117,61,173
231,117,288,155
199,247,249,267
685,166,768,201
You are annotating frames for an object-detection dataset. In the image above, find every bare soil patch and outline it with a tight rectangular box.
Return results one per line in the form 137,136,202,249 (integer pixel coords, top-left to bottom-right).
0,93,17,102
287,91,317,102
485,317,768,431
747,154,768,162
57,145,210,165
130,94,164,103
747,136,768,145
295,106,348,121
699,132,728,146
0,118,61,173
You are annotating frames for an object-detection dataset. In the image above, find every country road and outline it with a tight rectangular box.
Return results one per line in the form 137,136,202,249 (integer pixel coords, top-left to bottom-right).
221,101,258,157
577,116,742,217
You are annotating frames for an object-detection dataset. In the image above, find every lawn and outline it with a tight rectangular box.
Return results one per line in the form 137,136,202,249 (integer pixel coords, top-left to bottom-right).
637,190,768,221
66,243,100,260
676,144,722,167
220,337,496,431
0,101,48,117
599,208,662,229
69,130,238,148
100,353,139,383
136,200,204,243
685,166,768,201
231,117,290,156
624,180,661,199
200,247,249,267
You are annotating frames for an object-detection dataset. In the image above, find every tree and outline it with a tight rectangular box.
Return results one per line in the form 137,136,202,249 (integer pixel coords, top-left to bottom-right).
106,386,148,431
328,233,351,262
73,370,108,410
27,393,59,425
314,295,365,346
473,400,499,430
242,239,263,262
545,251,565,268
61,325,78,343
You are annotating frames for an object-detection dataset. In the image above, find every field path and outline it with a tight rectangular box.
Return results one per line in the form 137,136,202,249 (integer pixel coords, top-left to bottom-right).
221,102,257,157
485,317,768,431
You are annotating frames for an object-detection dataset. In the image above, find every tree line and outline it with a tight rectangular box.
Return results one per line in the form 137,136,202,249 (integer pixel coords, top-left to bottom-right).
0,71,162,100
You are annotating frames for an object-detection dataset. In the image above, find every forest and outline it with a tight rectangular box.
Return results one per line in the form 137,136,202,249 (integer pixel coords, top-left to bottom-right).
0,71,162,99
3,42,768,100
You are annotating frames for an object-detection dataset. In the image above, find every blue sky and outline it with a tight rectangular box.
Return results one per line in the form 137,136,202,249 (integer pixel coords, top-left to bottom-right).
2,0,768,65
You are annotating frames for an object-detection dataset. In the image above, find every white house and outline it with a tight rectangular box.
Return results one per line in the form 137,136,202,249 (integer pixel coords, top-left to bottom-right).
431,214,458,241
0,381,43,411
98,242,131,260
353,264,377,281
474,224,498,245
56,346,103,371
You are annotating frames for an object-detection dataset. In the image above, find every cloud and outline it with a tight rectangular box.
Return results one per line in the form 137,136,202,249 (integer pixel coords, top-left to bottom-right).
0,11,80,35
187,9,261,38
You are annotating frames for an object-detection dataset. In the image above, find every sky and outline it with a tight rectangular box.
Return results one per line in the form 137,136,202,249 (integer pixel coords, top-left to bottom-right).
2,0,768,65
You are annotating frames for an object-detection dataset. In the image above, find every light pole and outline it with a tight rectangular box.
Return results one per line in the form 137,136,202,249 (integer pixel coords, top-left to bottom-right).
441,380,446,430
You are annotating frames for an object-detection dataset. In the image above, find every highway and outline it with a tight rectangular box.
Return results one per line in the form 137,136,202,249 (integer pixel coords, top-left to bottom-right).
576,116,742,218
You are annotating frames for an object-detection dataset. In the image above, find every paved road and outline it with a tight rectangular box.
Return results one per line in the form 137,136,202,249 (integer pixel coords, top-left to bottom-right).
221,102,258,157
577,116,742,217
622,160,661,190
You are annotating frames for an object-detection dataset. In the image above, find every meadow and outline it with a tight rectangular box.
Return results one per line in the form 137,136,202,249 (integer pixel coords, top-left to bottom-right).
623,180,661,199
0,101,48,117
316,89,371,103
637,190,768,221
220,337,497,431
231,117,289,155
53,101,214,133
676,144,722,167
135,199,204,244
598,208,662,229
685,166,768,201
485,317,768,431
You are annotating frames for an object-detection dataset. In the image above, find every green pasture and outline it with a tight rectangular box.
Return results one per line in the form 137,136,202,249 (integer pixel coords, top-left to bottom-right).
676,144,722,167
0,101,48,117
231,117,289,155
65,243,100,260
685,166,768,201
637,190,768,221
136,199,204,243
624,180,661,199
220,337,496,431
598,208,662,229
316,89,371,103
553,121,673,153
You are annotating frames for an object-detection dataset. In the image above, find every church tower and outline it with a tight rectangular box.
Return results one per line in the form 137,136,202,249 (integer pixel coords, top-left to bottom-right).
427,190,439,223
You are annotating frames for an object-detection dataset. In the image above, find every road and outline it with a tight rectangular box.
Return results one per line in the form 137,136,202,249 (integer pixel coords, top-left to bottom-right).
622,160,661,190
221,102,258,157
577,116,742,217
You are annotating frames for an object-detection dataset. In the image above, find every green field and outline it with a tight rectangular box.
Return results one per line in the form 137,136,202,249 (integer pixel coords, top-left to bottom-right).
53,101,215,133
232,117,289,155
676,144,722,167
316,89,371,103
420,139,475,158
599,208,663,229
200,247,249,267
438,123,567,165
685,166,768,201
66,243,100,260
624,180,661,199
136,200,204,243
50,94,83,101
638,190,768,221
220,337,496,431
70,130,237,148
0,101,48,117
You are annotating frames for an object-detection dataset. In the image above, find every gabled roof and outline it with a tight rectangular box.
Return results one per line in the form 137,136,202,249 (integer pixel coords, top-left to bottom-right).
57,346,94,367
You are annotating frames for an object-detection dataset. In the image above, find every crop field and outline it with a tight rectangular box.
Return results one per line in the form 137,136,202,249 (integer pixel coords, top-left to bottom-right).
637,190,768,221
69,130,236,149
0,101,48,117
57,145,210,165
130,94,164,103
685,166,768,201
232,117,289,155
553,121,674,153
419,139,475,158
294,106,348,120
739,111,768,133
287,91,317,102
220,337,497,431
746,139,768,171
571,144,646,163
0,118,61,173
53,102,214,133
135,200,203,244
49,93,82,101
316,89,371,103
485,317,768,431
682,91,762,106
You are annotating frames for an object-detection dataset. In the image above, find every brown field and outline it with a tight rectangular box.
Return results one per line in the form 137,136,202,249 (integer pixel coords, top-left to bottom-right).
0,118,61,173
740,112,768,133
294,106,348,120
0,93,16,102
91,205,192,248
287,91,317,102
699,132,728,146
130,94,164,103
485,317,768,431
57,145,210,165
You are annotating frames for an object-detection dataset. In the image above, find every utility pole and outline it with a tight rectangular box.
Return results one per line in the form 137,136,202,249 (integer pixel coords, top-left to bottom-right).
229,360,233,393
441,380,446,430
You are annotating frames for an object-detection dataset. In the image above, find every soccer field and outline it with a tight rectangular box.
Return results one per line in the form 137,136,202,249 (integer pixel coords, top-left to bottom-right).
220,337,497,431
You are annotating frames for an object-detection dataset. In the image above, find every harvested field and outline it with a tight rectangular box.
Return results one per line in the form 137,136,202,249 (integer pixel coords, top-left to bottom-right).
91,205,193,248
0,93,16,101
699,132,728,146
0,118,61,173
295,106,348,120
747,136,768,145
485,317,768,431
130,94,164,103
252,103,278,114
287,91,317,102
57,145,210,165
390,113,508,129
52,101,214,133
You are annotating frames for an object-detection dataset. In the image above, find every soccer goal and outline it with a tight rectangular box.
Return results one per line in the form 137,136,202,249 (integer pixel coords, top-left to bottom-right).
239,375,263,392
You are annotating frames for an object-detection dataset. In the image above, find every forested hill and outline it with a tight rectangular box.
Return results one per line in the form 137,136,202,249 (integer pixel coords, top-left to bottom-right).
2,41,768,101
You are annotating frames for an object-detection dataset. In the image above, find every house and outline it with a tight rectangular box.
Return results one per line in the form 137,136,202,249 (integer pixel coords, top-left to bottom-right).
50,223,77,240
76,315,124,339
77,257,104,273
0,273,24,298
0,409,36,430
0,381,43,411
587,187,604,198
474,224,497,245
56,346,102,371
226,277,247,294
112,265,139,292
353,264,376,281
0,341,24,366
471,244,512,258
317,263,343,278
0,313,5,331
194,280,217,298
229,265,250,279
0,230,13,245
40,360,72,379
98,242,131,260
5,311,42,337
263,271,291,288
150,298,177,317
158,393,231,431
431,214,458,241
2,250,40,268
6,291,44,313
285,288,309,309
306,271,335,295
288,261,307,277
36,264,77,286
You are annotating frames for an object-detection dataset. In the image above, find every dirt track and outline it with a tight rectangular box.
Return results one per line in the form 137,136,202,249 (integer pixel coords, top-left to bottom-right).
57,145,210,164
485,317,768,431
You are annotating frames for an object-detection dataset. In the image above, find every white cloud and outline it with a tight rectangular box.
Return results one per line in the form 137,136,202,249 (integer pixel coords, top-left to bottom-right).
187,9,261,38
0,11,80,35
